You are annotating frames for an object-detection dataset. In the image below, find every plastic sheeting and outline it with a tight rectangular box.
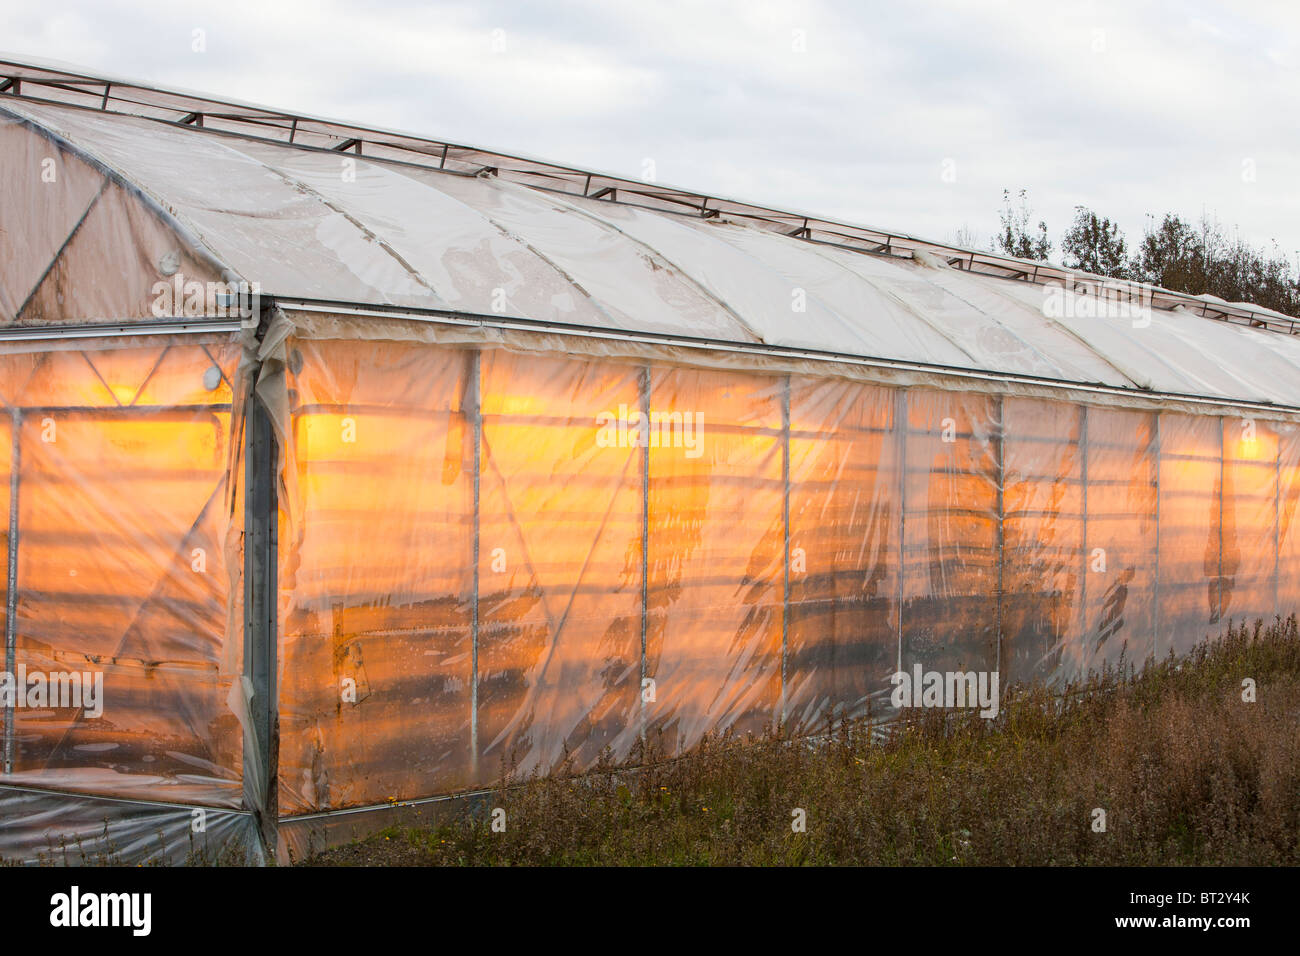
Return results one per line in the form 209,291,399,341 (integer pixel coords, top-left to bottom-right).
267,330,1300,815
0,110,231,323
0,335,245,862
11,97,1300,411
0,786,261,865
6,323,1299,853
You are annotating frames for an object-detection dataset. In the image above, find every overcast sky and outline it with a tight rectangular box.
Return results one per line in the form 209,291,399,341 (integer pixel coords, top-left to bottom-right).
4,0,1299,265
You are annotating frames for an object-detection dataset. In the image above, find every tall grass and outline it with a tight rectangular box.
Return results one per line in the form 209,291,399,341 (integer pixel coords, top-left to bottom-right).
306,617,1300,866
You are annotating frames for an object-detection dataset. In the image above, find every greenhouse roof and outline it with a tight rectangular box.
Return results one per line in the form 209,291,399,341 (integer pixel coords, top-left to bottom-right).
3,54,1300,409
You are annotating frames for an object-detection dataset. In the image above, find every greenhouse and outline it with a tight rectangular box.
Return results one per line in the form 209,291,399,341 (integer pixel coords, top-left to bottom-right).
2,57,1299,865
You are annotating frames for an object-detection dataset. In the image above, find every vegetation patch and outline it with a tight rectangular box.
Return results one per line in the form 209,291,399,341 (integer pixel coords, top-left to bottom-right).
303,617,1300,866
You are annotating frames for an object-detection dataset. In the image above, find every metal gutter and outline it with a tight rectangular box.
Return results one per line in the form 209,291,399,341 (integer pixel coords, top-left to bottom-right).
274,296,1300,419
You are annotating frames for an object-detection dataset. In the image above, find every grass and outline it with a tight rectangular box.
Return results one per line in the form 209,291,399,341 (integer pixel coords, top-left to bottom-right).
303,617,1300,866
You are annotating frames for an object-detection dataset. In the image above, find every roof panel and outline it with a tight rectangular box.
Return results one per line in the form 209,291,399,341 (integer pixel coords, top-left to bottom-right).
4,90,1299,410
8,101,439,308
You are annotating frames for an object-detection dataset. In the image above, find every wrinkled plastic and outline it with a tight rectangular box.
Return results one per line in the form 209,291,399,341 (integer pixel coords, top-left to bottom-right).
12,98,1300,410
0,335,245,862
0,110,230,323
6,92,1300,863
0,785,261,865
266,327,1300,815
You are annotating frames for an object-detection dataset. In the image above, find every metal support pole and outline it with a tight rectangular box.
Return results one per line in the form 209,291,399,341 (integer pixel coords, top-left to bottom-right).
995,396,1005,675
1153,413,1162,660
1275,430,1281,619
1079,405,1089,652
639,365,651,743
1218,419,1226,625
469,351,481,772
3,410,20,775
242,388,278,852
895,390,907,674
780,375,791,726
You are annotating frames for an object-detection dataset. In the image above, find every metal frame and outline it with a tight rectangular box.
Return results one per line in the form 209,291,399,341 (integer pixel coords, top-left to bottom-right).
638,364,651,744
993,395,1005,676
1153,413,1162,660
2,410,19,775
2,57,1297,337
0,318,243,342
468,351,482,773
780,375,791,726
242,378,279,853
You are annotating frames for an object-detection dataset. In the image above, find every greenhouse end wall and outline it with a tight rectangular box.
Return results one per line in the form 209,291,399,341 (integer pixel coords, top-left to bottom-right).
271,333,1300,822
0,334,267,864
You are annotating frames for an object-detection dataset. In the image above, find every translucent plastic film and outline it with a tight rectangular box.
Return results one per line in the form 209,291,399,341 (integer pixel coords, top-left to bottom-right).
275,336,1300,813
1221,416,1280,627
17,97,1300,411
1158,415,1224,656
902,391,1000,676
1279,423,1300,619
278,340,473,813
0,110,228,325
643,366,785,750
0,338,243,810
0,786,260,865
477,351,642,779
1080,408,1158,672
1001,398,1083,684
785,378,898,730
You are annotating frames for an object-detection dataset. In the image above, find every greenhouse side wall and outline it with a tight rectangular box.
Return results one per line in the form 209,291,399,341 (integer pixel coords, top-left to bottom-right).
272,333,1300,831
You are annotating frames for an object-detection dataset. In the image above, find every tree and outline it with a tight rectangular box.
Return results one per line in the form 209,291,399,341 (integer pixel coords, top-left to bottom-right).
1062,207,1129,278
1130,212,1300,317
951,223,981,250
974,190,1300,318
1131,213,1206,292
995,188,1051,260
